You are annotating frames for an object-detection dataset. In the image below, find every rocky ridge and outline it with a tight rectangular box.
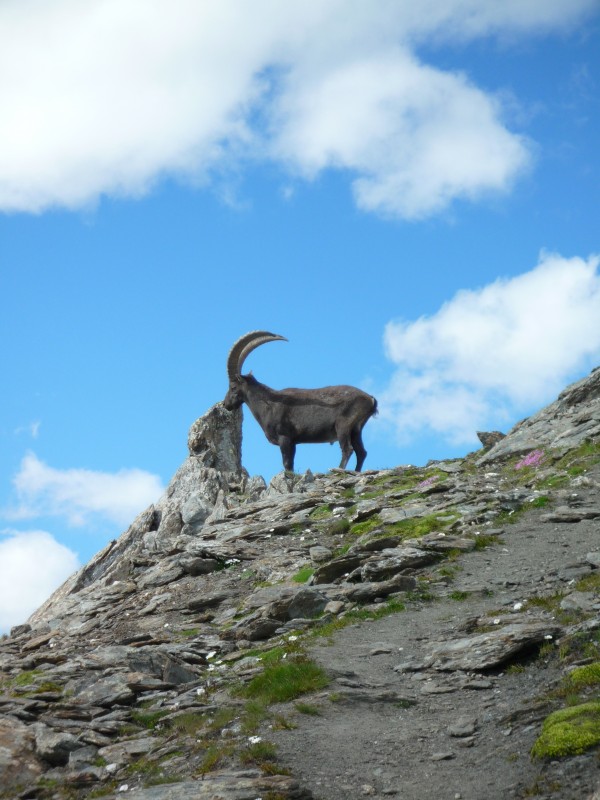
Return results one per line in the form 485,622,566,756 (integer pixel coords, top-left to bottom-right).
1,369,599,799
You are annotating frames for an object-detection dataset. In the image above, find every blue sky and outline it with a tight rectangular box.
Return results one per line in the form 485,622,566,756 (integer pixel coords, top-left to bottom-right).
1,0,599,631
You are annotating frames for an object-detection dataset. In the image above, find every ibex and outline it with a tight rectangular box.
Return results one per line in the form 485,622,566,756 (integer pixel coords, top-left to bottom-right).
223,331,377,472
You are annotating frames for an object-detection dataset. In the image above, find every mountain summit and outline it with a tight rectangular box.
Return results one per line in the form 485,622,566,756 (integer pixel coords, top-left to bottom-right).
1,368,599,799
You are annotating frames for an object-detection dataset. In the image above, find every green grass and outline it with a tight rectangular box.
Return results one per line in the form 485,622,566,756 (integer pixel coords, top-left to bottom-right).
130,709,169,730
383,511,458,540
472,533,503,550
310,504,332,520
295,702,322,715
449,590,470,601
292,566,315,583
531,702,600,758
312,597,406,639
327,517,351,536
349,515,382,536
239,657,330,704
575,572,600,593
564,662,600,692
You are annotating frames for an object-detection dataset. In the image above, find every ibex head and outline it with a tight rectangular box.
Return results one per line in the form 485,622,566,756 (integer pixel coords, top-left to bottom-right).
223,330,287,410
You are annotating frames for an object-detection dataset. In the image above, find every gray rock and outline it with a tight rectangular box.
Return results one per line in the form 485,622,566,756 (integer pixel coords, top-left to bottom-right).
560,592,599,612
479,367,600,464
448,717,478,737
105,771,312,798
427,621,562,671
361,547,439,582
33,723,81,766
187,401,243,473
286,588,329,620
181,493,213,527
309,545,333,563
0,717,42,789
71,674,136,707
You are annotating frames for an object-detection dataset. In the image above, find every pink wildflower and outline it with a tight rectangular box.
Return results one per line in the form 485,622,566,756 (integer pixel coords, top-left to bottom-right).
515,450,544,470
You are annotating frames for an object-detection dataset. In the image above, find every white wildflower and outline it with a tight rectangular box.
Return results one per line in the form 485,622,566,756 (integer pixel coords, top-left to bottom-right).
513,602,523,611
493,618,501,625
248,736,262,744
287,635,298,642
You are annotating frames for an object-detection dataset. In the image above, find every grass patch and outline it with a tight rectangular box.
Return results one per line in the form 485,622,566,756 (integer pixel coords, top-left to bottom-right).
240,739,278,765
179,628,200,637
295,702,322,715
11,669,42,687
327,517,351,536
292,566,314,583
449,590,470,601
575,572,600,593
384,512,458,540
130,709,169,730
349,515,382,537
531,701,600,758
313,597,406,639
239,657,330,705
310,504,332,520
198,743,234,774
472,533,503,550
530,495,551,508
564,662,600,692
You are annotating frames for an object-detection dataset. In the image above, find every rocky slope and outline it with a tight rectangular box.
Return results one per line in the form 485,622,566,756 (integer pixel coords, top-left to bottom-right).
1,369,600,800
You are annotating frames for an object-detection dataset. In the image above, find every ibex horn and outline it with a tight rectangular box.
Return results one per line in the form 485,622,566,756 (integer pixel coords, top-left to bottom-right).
226,331,287,381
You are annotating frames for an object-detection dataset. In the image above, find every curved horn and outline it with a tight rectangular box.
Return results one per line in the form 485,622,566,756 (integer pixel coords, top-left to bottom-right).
227,330,287,380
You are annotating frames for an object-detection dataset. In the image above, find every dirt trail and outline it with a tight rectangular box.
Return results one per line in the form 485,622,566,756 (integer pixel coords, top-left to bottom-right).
270,484,600,800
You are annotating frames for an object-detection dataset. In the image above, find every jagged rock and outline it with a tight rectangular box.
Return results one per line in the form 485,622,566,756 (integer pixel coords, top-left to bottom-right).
541,505,600,522
426,621,563,671
309,545,333,563
312,554,363,584
477,431,506,449
33,722,81,765
70,674,136,707
268,469,316,494
181,492,214,527
0,717,42,788
340,573,417,602
560,592,599,612
479,366,600,463
187,402,243,473
3,367,599,800
360,547,440,582
106,770,313,798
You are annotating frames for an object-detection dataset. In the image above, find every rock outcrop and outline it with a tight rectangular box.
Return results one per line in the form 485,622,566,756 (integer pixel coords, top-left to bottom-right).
1,369,599,799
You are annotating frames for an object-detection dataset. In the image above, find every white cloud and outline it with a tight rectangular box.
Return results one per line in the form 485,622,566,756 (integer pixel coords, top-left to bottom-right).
0,0,595,216
0,529,80,632
271,50,529,218
381,252,600,443
9,453,164,527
